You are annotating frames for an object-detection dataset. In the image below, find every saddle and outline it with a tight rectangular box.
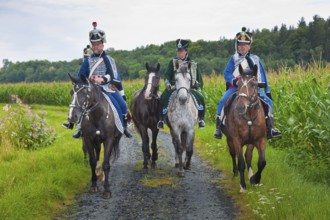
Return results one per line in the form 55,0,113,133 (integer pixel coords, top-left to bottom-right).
222,93,269,125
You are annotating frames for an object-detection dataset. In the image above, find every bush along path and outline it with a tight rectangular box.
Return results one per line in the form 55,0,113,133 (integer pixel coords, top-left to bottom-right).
59,130,236,220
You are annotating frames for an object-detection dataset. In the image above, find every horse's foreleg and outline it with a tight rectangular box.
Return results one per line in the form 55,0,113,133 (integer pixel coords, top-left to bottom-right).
245,144,254,180
250,140,266,185
141,128,150,169
184,131,194,170
172,133,184,177
236,147,246,192
150,129,159,169
171,135,179,168
228,143,238,177
84,139,98,193
88,154,98,193
102,143,112,199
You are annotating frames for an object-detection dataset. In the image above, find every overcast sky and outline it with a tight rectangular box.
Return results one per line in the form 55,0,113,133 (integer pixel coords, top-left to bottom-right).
0,0,329,67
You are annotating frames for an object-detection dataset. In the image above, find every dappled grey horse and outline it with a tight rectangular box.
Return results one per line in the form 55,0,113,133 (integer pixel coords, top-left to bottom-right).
167,61,198,177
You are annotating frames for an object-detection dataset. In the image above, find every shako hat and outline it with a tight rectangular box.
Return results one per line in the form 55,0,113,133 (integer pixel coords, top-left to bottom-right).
235,27,252,45
176,39,189,51
89,21,107,43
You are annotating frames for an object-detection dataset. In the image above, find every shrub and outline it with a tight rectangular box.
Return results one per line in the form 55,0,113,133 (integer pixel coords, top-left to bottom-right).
0,95,56,150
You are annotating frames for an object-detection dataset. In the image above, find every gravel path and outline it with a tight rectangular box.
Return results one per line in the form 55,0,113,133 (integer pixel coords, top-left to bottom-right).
60,130,236,220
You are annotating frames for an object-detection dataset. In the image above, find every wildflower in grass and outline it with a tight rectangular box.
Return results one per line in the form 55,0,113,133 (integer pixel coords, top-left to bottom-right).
0,96,56,150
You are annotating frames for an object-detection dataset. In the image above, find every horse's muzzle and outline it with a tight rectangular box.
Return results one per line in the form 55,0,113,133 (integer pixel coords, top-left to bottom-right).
236,105,247,115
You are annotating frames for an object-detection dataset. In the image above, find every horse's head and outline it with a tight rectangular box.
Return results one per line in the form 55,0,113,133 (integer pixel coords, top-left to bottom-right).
175,61,192,104
67,73,100,123
144,62,161,100
235,64,259,115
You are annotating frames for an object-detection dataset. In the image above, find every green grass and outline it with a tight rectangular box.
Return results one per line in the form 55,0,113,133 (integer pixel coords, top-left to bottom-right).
0,104,89,220
195,127,330,220
0,63,329,219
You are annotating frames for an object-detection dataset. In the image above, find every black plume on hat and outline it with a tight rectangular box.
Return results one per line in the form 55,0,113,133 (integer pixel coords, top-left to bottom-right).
176,39,189,50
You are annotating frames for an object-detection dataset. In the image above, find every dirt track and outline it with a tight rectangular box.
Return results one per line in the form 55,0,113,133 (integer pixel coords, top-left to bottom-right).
59,130,236,220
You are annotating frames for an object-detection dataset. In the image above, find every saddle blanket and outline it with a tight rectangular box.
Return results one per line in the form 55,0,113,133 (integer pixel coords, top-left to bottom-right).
102,93,124,134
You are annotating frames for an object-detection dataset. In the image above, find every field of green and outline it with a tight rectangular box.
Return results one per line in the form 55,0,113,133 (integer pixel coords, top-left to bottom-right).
0,63,329,219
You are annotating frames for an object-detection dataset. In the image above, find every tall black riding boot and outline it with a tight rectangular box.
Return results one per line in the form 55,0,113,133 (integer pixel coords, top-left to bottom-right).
72,115,83,139
62,122,74,129
198,109,205,128
266,116,282,139
214,116,222,139
123,115,133,138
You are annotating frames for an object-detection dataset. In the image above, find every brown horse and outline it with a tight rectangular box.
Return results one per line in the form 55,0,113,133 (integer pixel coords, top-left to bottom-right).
222,64,267,192
131,63,161,169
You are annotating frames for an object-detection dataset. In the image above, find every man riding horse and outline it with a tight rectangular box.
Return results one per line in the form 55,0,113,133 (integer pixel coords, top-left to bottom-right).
63,21,133,138
214,27,281,140
157,39,206,129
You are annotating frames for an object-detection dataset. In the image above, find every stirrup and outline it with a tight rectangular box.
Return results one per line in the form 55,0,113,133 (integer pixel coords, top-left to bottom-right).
267,129,282,139
124,128,133,138
198,120,205,128
157,121,164,129
62,122,74,129
214,129,222,139
72,130,81,139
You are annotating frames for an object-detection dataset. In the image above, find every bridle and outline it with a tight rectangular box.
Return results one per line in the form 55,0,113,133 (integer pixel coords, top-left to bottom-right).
70,82,101,117
235,76,261,121
174,70,192,104
145,72,161,99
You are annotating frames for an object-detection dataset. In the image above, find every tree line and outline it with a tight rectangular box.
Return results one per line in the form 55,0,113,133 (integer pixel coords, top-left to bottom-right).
0,15,329,83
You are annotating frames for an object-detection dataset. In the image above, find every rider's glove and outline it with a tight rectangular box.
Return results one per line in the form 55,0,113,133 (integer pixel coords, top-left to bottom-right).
122,95,127,101
233,76,240,87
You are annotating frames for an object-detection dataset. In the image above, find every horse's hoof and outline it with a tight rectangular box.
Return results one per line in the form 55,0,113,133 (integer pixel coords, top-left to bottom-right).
240,185,247,193
178,171,185,177
249,175,261,185
90,186,98,193
102,191,112,199
183,165,191,170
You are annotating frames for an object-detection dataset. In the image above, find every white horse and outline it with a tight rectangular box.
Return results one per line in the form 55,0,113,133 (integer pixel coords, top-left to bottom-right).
167,61,198,177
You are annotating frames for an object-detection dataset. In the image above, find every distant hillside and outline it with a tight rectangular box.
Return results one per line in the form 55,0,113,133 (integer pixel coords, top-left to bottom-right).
0,15,329,83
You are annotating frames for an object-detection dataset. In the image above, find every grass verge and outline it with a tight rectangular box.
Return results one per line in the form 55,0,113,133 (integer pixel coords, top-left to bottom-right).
195,126,330,220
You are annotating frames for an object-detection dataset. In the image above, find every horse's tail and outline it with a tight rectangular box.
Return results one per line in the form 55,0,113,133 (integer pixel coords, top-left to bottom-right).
110,134,121,161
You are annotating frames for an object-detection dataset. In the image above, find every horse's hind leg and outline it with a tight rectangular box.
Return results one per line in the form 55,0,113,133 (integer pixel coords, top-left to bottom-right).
245,144,254,180
150,128,159,169
250,140,266,185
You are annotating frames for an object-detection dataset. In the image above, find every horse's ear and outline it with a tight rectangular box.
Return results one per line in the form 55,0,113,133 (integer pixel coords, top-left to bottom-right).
175,61,179,69
145,62,149,71
253,65,258,77
68,73,79,84
156,63,160,72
